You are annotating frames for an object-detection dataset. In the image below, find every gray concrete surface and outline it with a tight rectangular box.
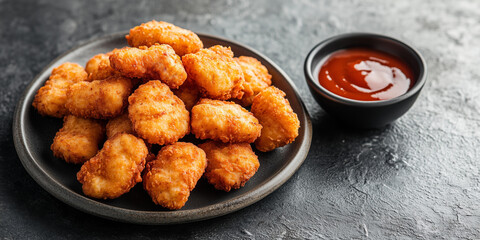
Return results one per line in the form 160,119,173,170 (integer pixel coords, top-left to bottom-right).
1,0,479,239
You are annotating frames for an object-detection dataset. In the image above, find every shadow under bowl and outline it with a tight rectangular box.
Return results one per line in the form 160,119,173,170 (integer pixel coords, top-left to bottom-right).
304,33,427,128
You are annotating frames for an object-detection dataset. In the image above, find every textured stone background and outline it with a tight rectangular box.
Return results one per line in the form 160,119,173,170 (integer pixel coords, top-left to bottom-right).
1,0,479,239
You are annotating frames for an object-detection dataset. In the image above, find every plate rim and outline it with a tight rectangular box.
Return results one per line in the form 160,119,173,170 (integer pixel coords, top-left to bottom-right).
13,32,313,224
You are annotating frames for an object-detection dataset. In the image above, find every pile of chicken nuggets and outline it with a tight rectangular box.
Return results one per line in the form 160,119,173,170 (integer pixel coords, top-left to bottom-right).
32,20,300,210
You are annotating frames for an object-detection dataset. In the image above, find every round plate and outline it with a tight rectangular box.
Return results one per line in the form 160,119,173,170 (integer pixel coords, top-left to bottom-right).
13,33,312,224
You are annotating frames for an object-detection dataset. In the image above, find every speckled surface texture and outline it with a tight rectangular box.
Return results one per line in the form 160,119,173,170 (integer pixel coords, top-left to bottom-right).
1,0,479,239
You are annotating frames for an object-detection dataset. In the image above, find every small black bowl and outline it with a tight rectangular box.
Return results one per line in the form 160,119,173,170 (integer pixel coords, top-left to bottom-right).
304,33,427,128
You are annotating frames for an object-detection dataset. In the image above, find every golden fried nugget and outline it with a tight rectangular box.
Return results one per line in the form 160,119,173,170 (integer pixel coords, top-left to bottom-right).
126,20,203,56
191,99,262,143
109,44,187,89
199,141,259,192
234,56,272,106
143,142,207,209
32,62,88,118
106,113,134,139
128,80,189,145
145,152,156,163
51,115,105,164
65,76,133,119
77,133,148,199
172,78,200,111
251,86,300,152
182,45,244,100
85,53,119,81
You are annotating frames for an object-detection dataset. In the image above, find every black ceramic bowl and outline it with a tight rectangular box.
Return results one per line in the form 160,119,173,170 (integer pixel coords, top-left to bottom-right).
304,33,427,128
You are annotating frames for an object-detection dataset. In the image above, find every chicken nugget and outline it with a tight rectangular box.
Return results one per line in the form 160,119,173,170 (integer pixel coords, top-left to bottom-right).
143,142,207,209
128,80,189,145
77,133,148,199
106,113,134,139
51,115,105,164
65,76,133,119
251,86,300,152
234,56,272,107
182,45,244,100
85,53,119,81
199,141,259,192
172,77,200,111
126,20,203,56
32,62,88,118
109,44,187,89
191,99,261,143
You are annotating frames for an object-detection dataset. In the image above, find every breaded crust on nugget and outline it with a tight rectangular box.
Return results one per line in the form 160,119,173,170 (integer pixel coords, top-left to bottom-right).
51,115,105,164
126,20,203,56
85,53,119,81
143,142,207,209
32,62,88,118
234,56,272,107
128,80,190,145
106,113,134,139
77,133,148,199
65,76,133,119
109,44,187,89
191,99,262,143
182,45,244,100
199,141,259,192
172,77,200,111
251,86,300,152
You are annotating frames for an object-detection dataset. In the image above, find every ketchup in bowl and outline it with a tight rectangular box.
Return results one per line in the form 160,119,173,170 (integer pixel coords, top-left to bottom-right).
318,48,414,101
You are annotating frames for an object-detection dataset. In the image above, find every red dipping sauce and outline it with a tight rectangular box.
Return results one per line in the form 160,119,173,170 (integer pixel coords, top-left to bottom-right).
318,48,414,101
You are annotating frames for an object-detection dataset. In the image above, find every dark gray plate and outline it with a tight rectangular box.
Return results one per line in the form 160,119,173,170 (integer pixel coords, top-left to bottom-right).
13,33,312,224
